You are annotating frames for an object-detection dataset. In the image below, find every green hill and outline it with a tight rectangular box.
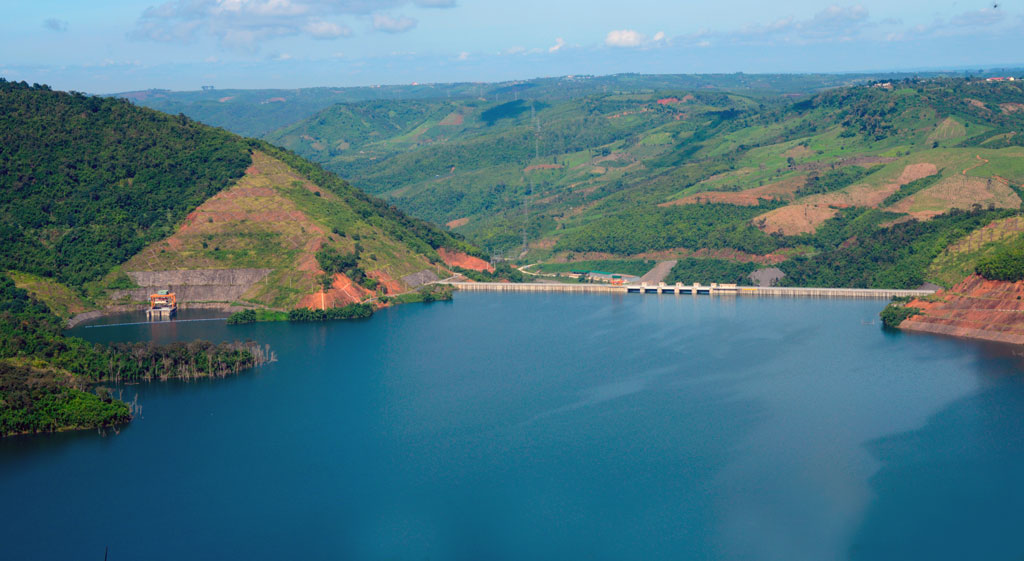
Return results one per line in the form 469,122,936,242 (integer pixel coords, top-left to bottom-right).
268,77,1024,288
0,79,494,436
120,72,962,138
0,79,484,314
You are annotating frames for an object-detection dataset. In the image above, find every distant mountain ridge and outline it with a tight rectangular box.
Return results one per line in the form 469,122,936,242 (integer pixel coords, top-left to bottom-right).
115,71,995,138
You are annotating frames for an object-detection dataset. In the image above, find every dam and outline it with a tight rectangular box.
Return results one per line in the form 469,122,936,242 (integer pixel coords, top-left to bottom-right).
442,281,934,299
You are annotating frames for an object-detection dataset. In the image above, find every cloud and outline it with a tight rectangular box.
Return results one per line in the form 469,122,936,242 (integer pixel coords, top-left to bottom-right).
950,8,1004,28
132,0,439,47
673,5,881,48
305,19,351,38
43,18,68,32
548,37,565,53
652,31,665,42
605,29,646,47
457,51,469,60
373,13,416,33
883,7,1015,42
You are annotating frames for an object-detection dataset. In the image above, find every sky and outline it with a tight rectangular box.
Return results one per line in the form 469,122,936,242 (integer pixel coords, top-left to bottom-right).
2,0,1023,93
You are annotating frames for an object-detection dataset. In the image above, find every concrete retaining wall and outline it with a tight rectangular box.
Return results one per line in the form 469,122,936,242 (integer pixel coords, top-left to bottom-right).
115,269,272,303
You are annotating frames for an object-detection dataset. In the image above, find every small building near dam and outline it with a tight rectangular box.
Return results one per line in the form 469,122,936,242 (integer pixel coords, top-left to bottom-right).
146,290,177,320
581,271,642,285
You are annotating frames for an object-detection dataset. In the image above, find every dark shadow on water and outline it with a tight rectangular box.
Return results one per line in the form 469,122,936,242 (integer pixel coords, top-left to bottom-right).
851,340,1024,561
0,418,135,464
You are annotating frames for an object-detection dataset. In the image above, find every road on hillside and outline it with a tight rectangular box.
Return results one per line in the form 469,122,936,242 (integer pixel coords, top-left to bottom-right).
640,260,678,284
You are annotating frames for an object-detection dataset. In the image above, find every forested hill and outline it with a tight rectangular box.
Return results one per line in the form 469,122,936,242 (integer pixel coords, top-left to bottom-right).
268,76,1024,289
0,79,483,310
117,72,965,138
0,79,251,287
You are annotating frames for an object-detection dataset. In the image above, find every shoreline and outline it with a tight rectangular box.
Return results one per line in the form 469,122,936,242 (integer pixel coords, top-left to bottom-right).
66,302,248,329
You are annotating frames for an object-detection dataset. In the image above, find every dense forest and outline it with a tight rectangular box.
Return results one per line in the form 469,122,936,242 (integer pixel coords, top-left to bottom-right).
554,203,784,256
0,79,252,287
0,273,268,436
975,238,1024,282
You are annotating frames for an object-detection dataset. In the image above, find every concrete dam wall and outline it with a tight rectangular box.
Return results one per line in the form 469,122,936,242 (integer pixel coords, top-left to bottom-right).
115,269,272,303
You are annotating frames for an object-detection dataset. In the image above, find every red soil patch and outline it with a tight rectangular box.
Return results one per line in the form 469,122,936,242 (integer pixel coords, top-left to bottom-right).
782,145,813,160
888,174,1020,220
439,111,465,126
438,247,493,272
446,217,470,229
901,275,1024,345
816,162,938,208
368,270,405,296
649,247,787,264
525,164,563,172
657,97,680,105
218,96,236,103
1001,103,1024,114
265,97,286,103
754,163,939,235
661,175,807,207
298,273,373,310
756,204,840,236
964,98,989,110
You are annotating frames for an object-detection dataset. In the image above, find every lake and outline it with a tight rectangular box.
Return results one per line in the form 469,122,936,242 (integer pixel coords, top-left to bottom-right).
3,293,1024,560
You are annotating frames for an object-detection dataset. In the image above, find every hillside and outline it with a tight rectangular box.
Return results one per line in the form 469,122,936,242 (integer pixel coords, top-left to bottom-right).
269,77,1024,289
891,232,1024,344
898,274,1024,345
0,80,494,436
0,79,486,315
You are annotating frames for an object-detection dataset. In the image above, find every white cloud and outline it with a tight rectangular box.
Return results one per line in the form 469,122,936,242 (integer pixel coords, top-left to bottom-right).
457,51,469,60
305,19,351,38
373,13,417,33
549,37,565,52
652,31,665,42
605,29,646,47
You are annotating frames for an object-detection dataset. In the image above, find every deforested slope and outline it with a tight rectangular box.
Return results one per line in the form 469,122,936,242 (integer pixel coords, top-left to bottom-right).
0,80,484,312
270,76,1024,289
0,79,252,288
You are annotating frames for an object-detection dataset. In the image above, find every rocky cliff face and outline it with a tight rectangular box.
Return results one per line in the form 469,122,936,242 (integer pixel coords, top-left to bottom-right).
901,274,1024,345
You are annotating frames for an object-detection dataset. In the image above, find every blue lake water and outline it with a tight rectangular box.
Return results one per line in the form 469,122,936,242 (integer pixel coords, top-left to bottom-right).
3,293,1024,560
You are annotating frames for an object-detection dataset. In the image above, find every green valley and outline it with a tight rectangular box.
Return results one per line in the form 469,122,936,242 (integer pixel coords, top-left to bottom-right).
262,76,1024,289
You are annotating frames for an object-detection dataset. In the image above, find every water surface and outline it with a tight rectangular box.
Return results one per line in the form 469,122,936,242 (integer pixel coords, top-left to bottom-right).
3,293,1024,560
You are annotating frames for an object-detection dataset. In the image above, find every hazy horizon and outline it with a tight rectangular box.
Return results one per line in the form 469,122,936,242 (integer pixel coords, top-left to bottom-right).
3,1,1023,93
